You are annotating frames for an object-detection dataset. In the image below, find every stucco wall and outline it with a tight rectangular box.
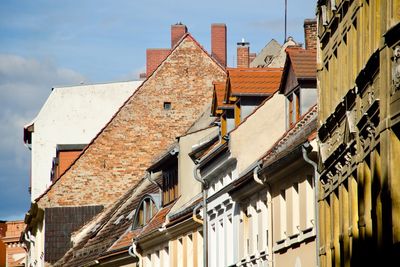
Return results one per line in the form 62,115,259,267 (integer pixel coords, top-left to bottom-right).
29,81,142,200
170,126,218,215
275,239,316,267
229,93,286,174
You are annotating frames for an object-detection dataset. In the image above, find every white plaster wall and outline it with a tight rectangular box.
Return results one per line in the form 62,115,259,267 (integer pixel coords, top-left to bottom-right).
229,93,286,174
207,192,235,267
170,126,218,215
28,81,142,200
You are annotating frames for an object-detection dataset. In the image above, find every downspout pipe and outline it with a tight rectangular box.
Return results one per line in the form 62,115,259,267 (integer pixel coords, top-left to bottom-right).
252,163,263,185
192,202,203,224
302,143,320,267
253,164,274,267
146,171,162,190
128,242,141,266
194,164,208,267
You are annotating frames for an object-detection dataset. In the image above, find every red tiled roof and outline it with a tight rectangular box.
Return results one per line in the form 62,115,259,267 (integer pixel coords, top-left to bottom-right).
215,82,228,107
136,202,175,239
286,47,316,79
107,229,140,252
211,81,231,116
226,68,283,98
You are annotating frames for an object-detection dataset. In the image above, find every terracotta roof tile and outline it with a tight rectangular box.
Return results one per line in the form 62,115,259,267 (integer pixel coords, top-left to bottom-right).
214,82,225,107
286,47,316,79
106,229,140,252
136,202,175,239
226,68,283,97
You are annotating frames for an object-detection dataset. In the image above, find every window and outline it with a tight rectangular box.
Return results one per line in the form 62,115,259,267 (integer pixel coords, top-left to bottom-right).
164,102,172,110
133,197,158,229
279,190,287,240
162,166,178,205
288,90,300,127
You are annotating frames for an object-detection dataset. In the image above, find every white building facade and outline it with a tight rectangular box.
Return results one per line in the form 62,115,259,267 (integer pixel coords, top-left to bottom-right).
23,81,142,201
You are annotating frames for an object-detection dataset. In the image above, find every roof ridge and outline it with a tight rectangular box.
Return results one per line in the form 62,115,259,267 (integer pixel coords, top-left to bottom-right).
34,32,226,204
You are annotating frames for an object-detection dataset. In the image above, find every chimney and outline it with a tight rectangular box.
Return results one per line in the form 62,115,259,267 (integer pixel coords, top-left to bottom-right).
237,38,250,68
171,23,187,48
249,53,256,65
211,23,227,67
304,19,317,50
146,48,171,77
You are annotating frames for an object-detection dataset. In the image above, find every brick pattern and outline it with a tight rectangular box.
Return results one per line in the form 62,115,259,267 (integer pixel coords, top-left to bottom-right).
304,19,317,50
237,44,250,68
38,35,226,209
146,48,171,77
249,52,257,65
211,23,227,67
171,24,187,48
44,206,103,263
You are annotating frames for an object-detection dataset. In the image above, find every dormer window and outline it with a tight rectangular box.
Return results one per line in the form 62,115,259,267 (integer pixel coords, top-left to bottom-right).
133,196,159,229
288,90,300,127
162,166,178,206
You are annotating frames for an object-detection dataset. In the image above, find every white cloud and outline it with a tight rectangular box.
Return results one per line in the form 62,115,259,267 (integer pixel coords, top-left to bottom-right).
0,54,86,219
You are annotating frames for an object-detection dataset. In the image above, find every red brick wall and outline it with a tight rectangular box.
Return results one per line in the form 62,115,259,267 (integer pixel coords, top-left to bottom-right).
211,23,227,67
0,223,5,266
237,42,250,68
249,52,256,65
304,19,317,50
38,35,226,208
146,48,171,77
171,24,187,48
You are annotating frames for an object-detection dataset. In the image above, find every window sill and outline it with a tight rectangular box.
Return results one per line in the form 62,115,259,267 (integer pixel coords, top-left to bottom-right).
273,227,316,252
237,249,269,266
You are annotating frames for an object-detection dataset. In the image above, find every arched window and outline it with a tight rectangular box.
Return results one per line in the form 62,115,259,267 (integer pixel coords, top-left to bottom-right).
132,194,160,229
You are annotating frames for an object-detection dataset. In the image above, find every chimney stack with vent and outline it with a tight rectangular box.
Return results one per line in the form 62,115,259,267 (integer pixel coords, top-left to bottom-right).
237,38,250,68
211,23,227,67
304,19,317,50
171,23,188,48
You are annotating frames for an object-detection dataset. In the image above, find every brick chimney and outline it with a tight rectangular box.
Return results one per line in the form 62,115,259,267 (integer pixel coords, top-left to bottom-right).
146,48,171,77
211,23,227,67
171,23,188,48
237,39,250,68
304,19,317,50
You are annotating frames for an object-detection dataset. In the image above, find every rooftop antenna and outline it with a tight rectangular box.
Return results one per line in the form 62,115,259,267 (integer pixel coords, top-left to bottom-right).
284,0,287,42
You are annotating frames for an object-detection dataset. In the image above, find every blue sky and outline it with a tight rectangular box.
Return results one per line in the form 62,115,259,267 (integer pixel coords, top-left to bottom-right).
0,0,316,220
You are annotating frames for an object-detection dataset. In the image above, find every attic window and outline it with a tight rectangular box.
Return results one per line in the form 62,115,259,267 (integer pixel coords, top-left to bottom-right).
163,102,172,110
132,196,158,229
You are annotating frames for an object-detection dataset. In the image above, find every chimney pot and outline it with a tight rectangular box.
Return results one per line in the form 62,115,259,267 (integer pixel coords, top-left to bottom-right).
237,39,250,68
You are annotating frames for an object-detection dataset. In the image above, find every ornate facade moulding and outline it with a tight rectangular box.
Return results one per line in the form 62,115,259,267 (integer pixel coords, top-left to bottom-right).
355,49,380,96
385,23,400,126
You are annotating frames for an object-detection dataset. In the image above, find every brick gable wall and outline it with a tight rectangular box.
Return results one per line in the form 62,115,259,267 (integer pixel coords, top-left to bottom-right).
38,36,226,209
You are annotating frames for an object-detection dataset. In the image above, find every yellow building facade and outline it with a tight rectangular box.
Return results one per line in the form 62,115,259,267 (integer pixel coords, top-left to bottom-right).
317,0,400,266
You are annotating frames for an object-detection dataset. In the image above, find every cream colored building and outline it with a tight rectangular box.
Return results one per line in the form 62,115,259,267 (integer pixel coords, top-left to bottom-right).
135,124,218,267
316,0,400,265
